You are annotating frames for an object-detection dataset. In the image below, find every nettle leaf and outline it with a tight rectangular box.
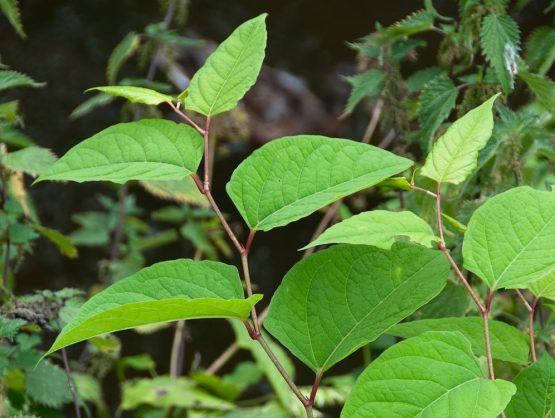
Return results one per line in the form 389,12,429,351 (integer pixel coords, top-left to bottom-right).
25,361,72,408
418,74,458,149
389,317,529,364
3,146,57,176
36,119,203,184
529,271,555,301
185,14,267,116
378,10,435,42
505,355,555,418
0,0,24,38
421,93,500,184
227,135,413,231
525,26,555,75
343,69,384,115
341,332,516,418
463,187,555,290
302,210,436,250
0,70,44,91
107,31,140,84
518,70,555,110
46,259,262,355
264,243,449,372
406,66,445,94
87,86,174,106
480,14,520,92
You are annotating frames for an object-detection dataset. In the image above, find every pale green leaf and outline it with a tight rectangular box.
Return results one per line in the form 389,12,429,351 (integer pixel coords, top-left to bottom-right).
518,70,555,110
341,331,516,418
0,0,24,37
33,224,78,258
480,14,520,92
528,270,555,301
121,376,232,410
343,69,384,114
3,146,57,176
389,317,529,364
463,187,555,290
0,70,44,91
46,259,262,355
226,135,413,231
87,86,174,106
185,14,267,116
421,93,500,184
264,243,449,372
505,355,555,418
140,177,208,207
106,32,140,84
302,210,436,250
36,119,203,184
418,74,458,149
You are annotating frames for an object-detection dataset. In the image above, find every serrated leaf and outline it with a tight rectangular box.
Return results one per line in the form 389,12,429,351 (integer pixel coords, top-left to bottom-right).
525,26,555,75
418,74,458,149
121,376,232,410
87,86,174,106
106,32,140,84
343,69,384,114
389,317,529,364
0,70,44,91
406,66,445,93
36,119,203,184
421,93,500,184
480,14,520,91
3,146,57,176
379,10,435,42
341,331,516,418
0,0,24,37
302,210,436,250
264,243,449,372
69,92,114,119
33,225,78,258
25,361,72,408
505,355,555,418
46,259,262,355
463,187,555,290
518,70,555,110
140,177,207,207
0,316,26,338
226,135,413,231
9,222,38,244
185,14,267,116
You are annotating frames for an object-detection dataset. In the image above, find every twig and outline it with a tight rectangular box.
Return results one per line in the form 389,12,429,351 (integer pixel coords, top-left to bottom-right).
205,342,240,375
170,320,187,377
203,117,212,191
241,251,260,335
362,99,384,144
62,348,82,418
303,200,341,257
482,290,495,380
516,290,539,362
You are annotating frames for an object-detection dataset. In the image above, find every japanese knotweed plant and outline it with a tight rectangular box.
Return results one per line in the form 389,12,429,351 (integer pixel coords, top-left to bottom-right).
36,13,555,418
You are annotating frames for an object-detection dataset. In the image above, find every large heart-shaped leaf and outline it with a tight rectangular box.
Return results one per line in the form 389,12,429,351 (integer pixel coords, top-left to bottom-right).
389,317,529,364
227,135,413,231
302,210,436,250
463,187,555,290
505,355,555,418
341,331,516,418
185,14,267,116
46,259,261,355
264,243,449,372
421,93,500,184
36,119,203,184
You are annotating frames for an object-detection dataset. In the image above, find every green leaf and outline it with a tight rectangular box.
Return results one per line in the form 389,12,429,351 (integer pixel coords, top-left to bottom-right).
302,210,436,250
378,10,435,42
480,14,520,92
46,259,262,355
343,69,384,114
518,70,555,110
106,32,140,84
420,281,471,318
463,187,555,290
341,331,516,418
389,317,529,364
418,74,458,149
505,355,555,418
421,93,500,184
140,177,208,207
3,146,57,176
87,86,174,106
406,66,445,94
226,135,413,231
185,14,267,116
9,222,39,244
0,316,26,338
33,225,78,258
25,361,72,408
0,0,24,37
525,26,555,75
121,376,232,410
69,92,114,119
0,70,44,91
36,119,203,184
529,271,555,301
264,243,449,372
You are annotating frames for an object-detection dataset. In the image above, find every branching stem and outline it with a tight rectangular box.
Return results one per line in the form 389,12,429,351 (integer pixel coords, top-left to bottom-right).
515,290,539,362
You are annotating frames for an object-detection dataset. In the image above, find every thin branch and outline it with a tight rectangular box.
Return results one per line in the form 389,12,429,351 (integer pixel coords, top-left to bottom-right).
169,102,205,135
529,297,540,362
62,348,82,418
362,99,384,144
410,183,437,198
303,200,341,257
515,289,532,311
170,320,187,377
241,252,260,335
203,117,212,191
205,342,240,375
482,290,495,380
309,371,323,404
